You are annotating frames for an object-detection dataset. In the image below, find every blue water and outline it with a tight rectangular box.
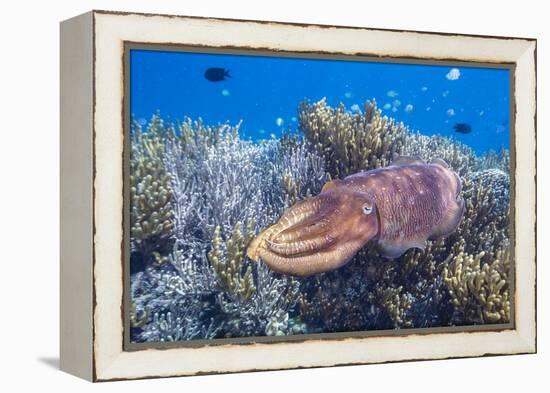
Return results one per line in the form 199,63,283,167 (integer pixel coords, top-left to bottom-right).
130,49,510,153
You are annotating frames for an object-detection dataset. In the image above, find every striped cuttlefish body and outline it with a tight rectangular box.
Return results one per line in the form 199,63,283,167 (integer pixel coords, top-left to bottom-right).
247,156,464,277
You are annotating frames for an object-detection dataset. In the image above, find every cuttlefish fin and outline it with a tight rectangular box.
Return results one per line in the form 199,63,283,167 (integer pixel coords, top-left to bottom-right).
391,155,425,166
430,157,450,169
429,197,465,239
321,179,343,193
378,237,427,259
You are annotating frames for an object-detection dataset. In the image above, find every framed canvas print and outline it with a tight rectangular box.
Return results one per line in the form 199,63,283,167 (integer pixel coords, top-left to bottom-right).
60,10,537,381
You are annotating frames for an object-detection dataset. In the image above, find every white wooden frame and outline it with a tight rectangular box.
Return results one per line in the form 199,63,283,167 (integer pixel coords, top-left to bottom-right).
60,10,536,382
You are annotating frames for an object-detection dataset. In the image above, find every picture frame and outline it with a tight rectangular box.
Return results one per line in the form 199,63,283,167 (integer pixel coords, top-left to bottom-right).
60,10,537,381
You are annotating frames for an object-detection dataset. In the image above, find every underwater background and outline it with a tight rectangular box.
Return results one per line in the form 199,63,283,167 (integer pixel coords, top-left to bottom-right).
130,49,510,153
129,48,511,343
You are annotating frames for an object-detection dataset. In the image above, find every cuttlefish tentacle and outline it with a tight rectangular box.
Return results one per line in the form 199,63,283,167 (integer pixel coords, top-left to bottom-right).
265,233,337,257
257,240,366,277
247,157,464,277
274,214,331,242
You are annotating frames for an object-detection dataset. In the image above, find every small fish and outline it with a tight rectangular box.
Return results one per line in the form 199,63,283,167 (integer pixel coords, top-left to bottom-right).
453,122,472,134
404,104,413,113
387,90,399,98
446,68,461,80
204,67,231,82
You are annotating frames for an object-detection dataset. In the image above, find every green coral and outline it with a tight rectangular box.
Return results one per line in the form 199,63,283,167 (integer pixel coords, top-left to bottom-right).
130,115,175,262
299,98,407,178
443,242,511,324
376,285,413,328
131,100,512,341
208,221,257,300
297,99,512,329
281,172,300,205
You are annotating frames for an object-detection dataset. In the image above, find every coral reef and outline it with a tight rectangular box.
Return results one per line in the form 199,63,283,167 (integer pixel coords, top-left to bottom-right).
295,99,511,330
208,223,257,301
443,242,511,324
130,117,325,341
376,285,413,328
402,133,478,177
130,98,511,342
440,167,511,324
130,116,175,265
298,98,407,178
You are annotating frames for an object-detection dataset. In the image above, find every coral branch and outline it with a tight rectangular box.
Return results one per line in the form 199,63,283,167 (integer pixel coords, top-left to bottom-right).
130,99,511,341
208,223,257,300
130,116,175,263
299,98,408,177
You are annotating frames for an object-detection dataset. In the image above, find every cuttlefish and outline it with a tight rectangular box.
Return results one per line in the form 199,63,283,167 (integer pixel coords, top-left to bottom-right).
247,156,464,277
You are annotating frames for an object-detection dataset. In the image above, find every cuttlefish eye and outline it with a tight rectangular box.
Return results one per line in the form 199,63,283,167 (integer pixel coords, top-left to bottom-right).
362,203,373,215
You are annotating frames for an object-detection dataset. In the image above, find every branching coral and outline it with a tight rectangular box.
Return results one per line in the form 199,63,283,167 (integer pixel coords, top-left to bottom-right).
376,285,413,328
130,116,175,264
140,307,223,342
130,266,220,342
479,147,510,172
403,133,478,177
404,133,510,177
443,241,511,324
130,99,512,342
294,99,511,331
208,222,257,301
130,116,326,342
456,169,510,258
218,262,301,337
299,98,408,178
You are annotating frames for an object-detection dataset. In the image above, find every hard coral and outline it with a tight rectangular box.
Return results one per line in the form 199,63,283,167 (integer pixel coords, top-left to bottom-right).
443,241,511,324
208,222,257,301
296,99,511,330
130,99,512,342
130,116,326,341
130,116,175,264
299,98,407,178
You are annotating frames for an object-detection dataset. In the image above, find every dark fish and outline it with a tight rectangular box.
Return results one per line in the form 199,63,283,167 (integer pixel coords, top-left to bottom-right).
453,122,472,134
204,67,231,82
